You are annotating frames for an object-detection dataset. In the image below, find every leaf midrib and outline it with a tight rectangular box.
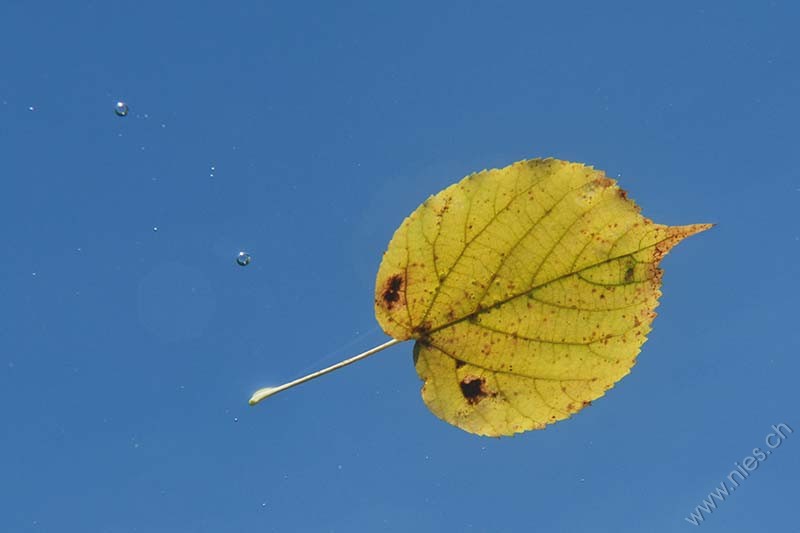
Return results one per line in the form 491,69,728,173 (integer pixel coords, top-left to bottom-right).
419,235,668,339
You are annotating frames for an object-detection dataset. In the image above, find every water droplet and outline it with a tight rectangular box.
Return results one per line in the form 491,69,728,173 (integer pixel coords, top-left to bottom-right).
152,226,159,232
114,101,129,117
28,106,35,111
233,417,239,423
236,251,251,266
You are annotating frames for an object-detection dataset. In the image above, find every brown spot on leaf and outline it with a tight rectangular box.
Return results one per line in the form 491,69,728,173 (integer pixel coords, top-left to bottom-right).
624,267,635,282
411,322,432,336
454,359,466,369
459,376,496,405
381,274,403,309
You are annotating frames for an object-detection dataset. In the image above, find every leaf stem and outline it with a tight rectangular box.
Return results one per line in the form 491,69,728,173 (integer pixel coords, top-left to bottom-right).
248,337,404,405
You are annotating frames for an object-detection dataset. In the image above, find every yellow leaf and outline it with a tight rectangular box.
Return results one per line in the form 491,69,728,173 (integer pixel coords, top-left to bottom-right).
374,158,710,436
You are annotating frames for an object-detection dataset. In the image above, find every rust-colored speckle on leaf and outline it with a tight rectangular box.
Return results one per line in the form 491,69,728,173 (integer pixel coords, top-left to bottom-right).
593,175,616,188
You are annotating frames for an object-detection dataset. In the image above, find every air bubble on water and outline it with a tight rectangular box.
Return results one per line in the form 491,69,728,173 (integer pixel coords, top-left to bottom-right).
114,101,129,117
152,226,159,232
236,251,251,266
234,417,239,423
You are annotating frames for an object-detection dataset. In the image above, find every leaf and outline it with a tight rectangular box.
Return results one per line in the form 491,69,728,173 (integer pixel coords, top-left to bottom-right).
374,158,710,436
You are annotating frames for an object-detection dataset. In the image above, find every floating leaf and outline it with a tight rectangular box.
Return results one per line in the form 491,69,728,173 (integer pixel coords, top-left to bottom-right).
251,158,711,437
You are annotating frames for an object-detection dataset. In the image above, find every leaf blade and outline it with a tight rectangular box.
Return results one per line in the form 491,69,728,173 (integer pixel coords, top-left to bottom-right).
375,158,710,436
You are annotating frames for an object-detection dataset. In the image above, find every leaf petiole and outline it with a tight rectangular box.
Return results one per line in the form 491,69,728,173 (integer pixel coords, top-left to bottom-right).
248,337,404,405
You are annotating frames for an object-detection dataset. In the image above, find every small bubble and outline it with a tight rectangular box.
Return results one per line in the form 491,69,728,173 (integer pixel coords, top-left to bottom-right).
114,101,129,117
236,251,251,266
28,106,35,111
261,502,267,508
152,226,159,232
234,417,239,423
